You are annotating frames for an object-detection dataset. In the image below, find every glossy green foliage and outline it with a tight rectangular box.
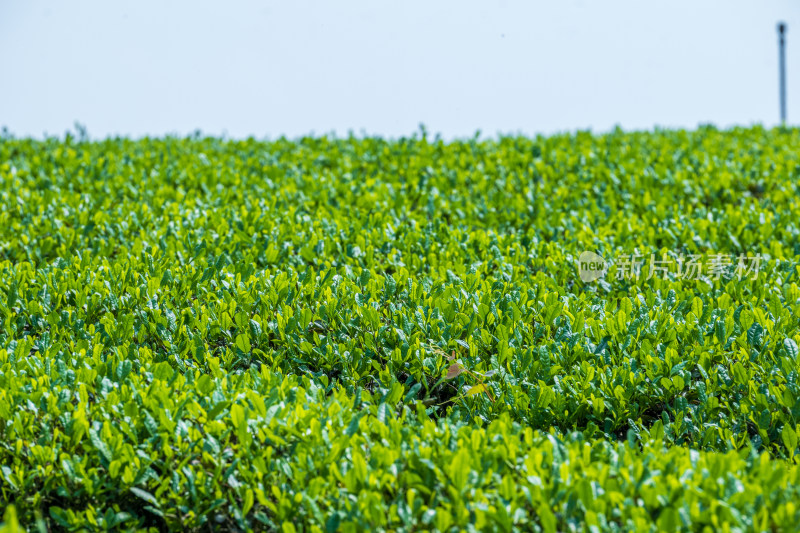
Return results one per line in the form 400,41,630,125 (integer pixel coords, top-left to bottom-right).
2,126,800,531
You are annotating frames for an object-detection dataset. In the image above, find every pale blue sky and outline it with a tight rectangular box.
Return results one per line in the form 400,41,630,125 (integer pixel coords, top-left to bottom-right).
1,0,798,139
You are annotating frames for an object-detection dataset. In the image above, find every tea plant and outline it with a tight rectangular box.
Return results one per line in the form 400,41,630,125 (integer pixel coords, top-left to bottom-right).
2,126,800,531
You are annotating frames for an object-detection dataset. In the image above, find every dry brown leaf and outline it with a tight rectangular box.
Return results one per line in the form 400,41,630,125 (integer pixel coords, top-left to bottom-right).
445,363,465,380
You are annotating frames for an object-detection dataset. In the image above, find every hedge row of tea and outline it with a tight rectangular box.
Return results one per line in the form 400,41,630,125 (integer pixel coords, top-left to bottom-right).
2,127,800,531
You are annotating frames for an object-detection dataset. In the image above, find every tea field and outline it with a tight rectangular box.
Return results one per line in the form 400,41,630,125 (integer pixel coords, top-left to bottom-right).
2,127,800,531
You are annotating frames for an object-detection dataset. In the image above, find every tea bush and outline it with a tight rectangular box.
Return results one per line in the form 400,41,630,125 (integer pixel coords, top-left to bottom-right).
2,126,800,531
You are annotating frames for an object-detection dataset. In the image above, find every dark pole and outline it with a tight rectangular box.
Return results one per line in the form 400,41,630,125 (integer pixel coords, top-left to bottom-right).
779,22,787,125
